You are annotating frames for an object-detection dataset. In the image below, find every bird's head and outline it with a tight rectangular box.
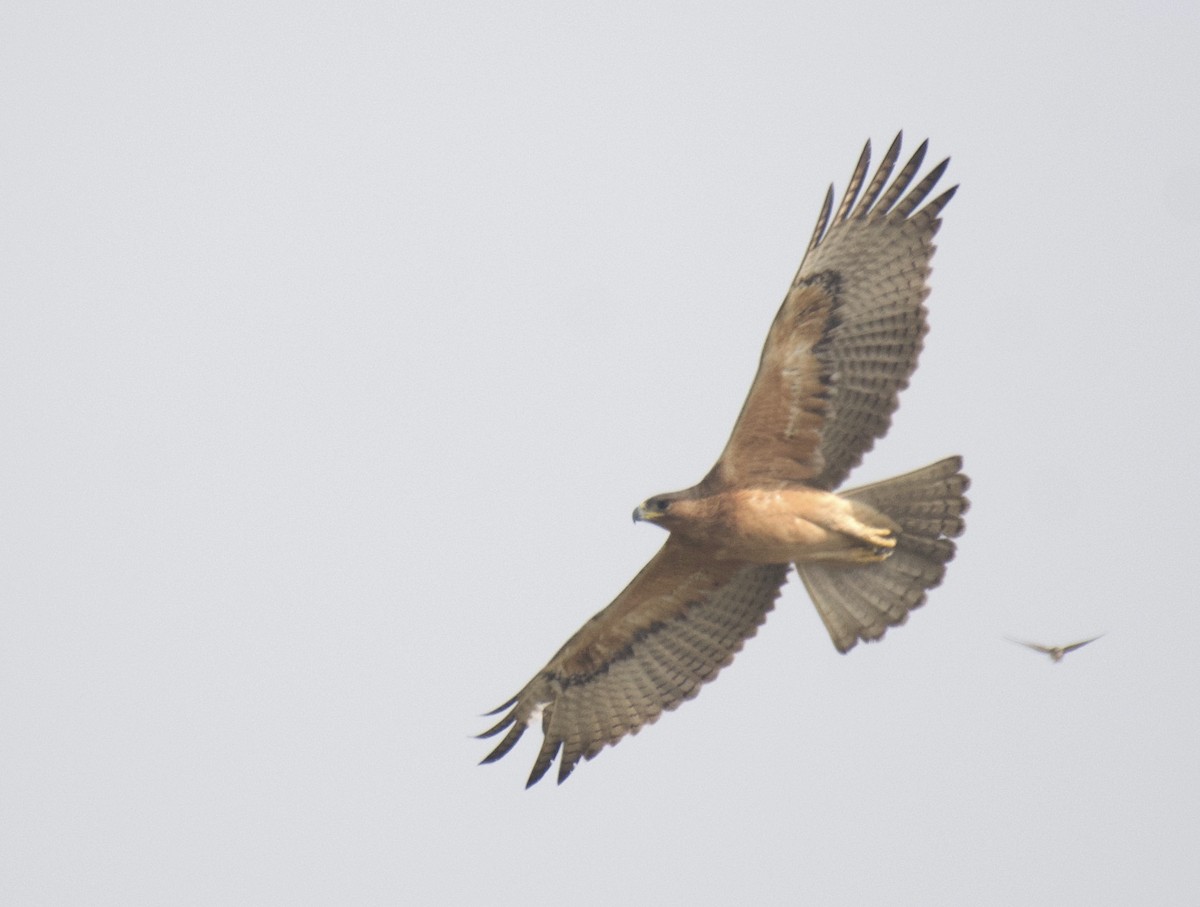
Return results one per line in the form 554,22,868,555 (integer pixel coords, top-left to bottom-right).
632,493,677,527
632,490,702,531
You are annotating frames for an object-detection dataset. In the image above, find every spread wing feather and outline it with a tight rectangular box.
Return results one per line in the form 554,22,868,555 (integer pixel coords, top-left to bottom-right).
709,133,956,491
479,538,788,786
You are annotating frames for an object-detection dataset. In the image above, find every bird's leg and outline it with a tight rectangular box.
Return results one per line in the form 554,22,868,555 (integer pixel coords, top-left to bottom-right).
822,497,899,557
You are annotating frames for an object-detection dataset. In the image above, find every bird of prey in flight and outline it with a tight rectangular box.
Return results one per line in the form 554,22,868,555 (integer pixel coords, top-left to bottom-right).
1007,635,1104,662
480,134,969,787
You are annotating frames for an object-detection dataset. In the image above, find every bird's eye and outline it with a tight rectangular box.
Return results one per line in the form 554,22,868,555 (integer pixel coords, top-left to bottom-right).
654,499,669,512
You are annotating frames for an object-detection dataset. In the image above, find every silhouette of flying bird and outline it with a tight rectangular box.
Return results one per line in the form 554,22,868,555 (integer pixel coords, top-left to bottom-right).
1007,635,1104,662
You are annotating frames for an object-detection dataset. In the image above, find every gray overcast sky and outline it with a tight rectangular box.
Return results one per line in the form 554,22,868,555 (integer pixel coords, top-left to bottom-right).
4,2,1199,905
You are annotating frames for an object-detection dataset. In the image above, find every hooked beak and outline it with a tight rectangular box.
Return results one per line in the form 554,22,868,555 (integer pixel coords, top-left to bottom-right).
632,503,661,524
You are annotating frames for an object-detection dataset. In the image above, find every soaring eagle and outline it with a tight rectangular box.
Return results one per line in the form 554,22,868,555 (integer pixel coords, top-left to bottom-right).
480,134,969,787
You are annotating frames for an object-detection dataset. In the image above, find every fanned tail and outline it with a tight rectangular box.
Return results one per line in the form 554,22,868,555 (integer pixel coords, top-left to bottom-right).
797,456,969,652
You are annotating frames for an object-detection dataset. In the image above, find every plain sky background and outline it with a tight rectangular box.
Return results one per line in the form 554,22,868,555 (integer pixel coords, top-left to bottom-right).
4,2,1199,905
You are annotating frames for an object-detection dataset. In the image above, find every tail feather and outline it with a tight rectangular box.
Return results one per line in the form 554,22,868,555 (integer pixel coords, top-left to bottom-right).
797,456,969,653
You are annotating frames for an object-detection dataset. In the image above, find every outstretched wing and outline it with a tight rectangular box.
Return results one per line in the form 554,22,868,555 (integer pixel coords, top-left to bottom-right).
708,134,956,491
479,537,788,787
1060,635,1104,655
1006,637,1056,655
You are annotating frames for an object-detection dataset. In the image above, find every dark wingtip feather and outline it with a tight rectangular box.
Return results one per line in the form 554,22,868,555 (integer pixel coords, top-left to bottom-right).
476,709,516,740
479,720,528,765
876,138,929,214
921,183,958,222
557,756,579,785
481,694,519,718
831,139,872,226
853,132,904,218
894,157,951,218
911,138,930,164
525,736,562,788
805,185,835,257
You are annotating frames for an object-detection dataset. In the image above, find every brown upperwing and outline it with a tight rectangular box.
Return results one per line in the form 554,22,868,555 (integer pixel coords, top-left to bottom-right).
706,134,956,493
479,535,788,786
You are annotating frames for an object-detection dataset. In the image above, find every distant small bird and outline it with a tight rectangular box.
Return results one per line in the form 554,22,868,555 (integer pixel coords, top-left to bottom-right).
1007,635,1104,662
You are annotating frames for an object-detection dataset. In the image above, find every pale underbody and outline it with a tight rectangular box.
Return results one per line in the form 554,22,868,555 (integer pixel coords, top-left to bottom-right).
652,486,900,565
